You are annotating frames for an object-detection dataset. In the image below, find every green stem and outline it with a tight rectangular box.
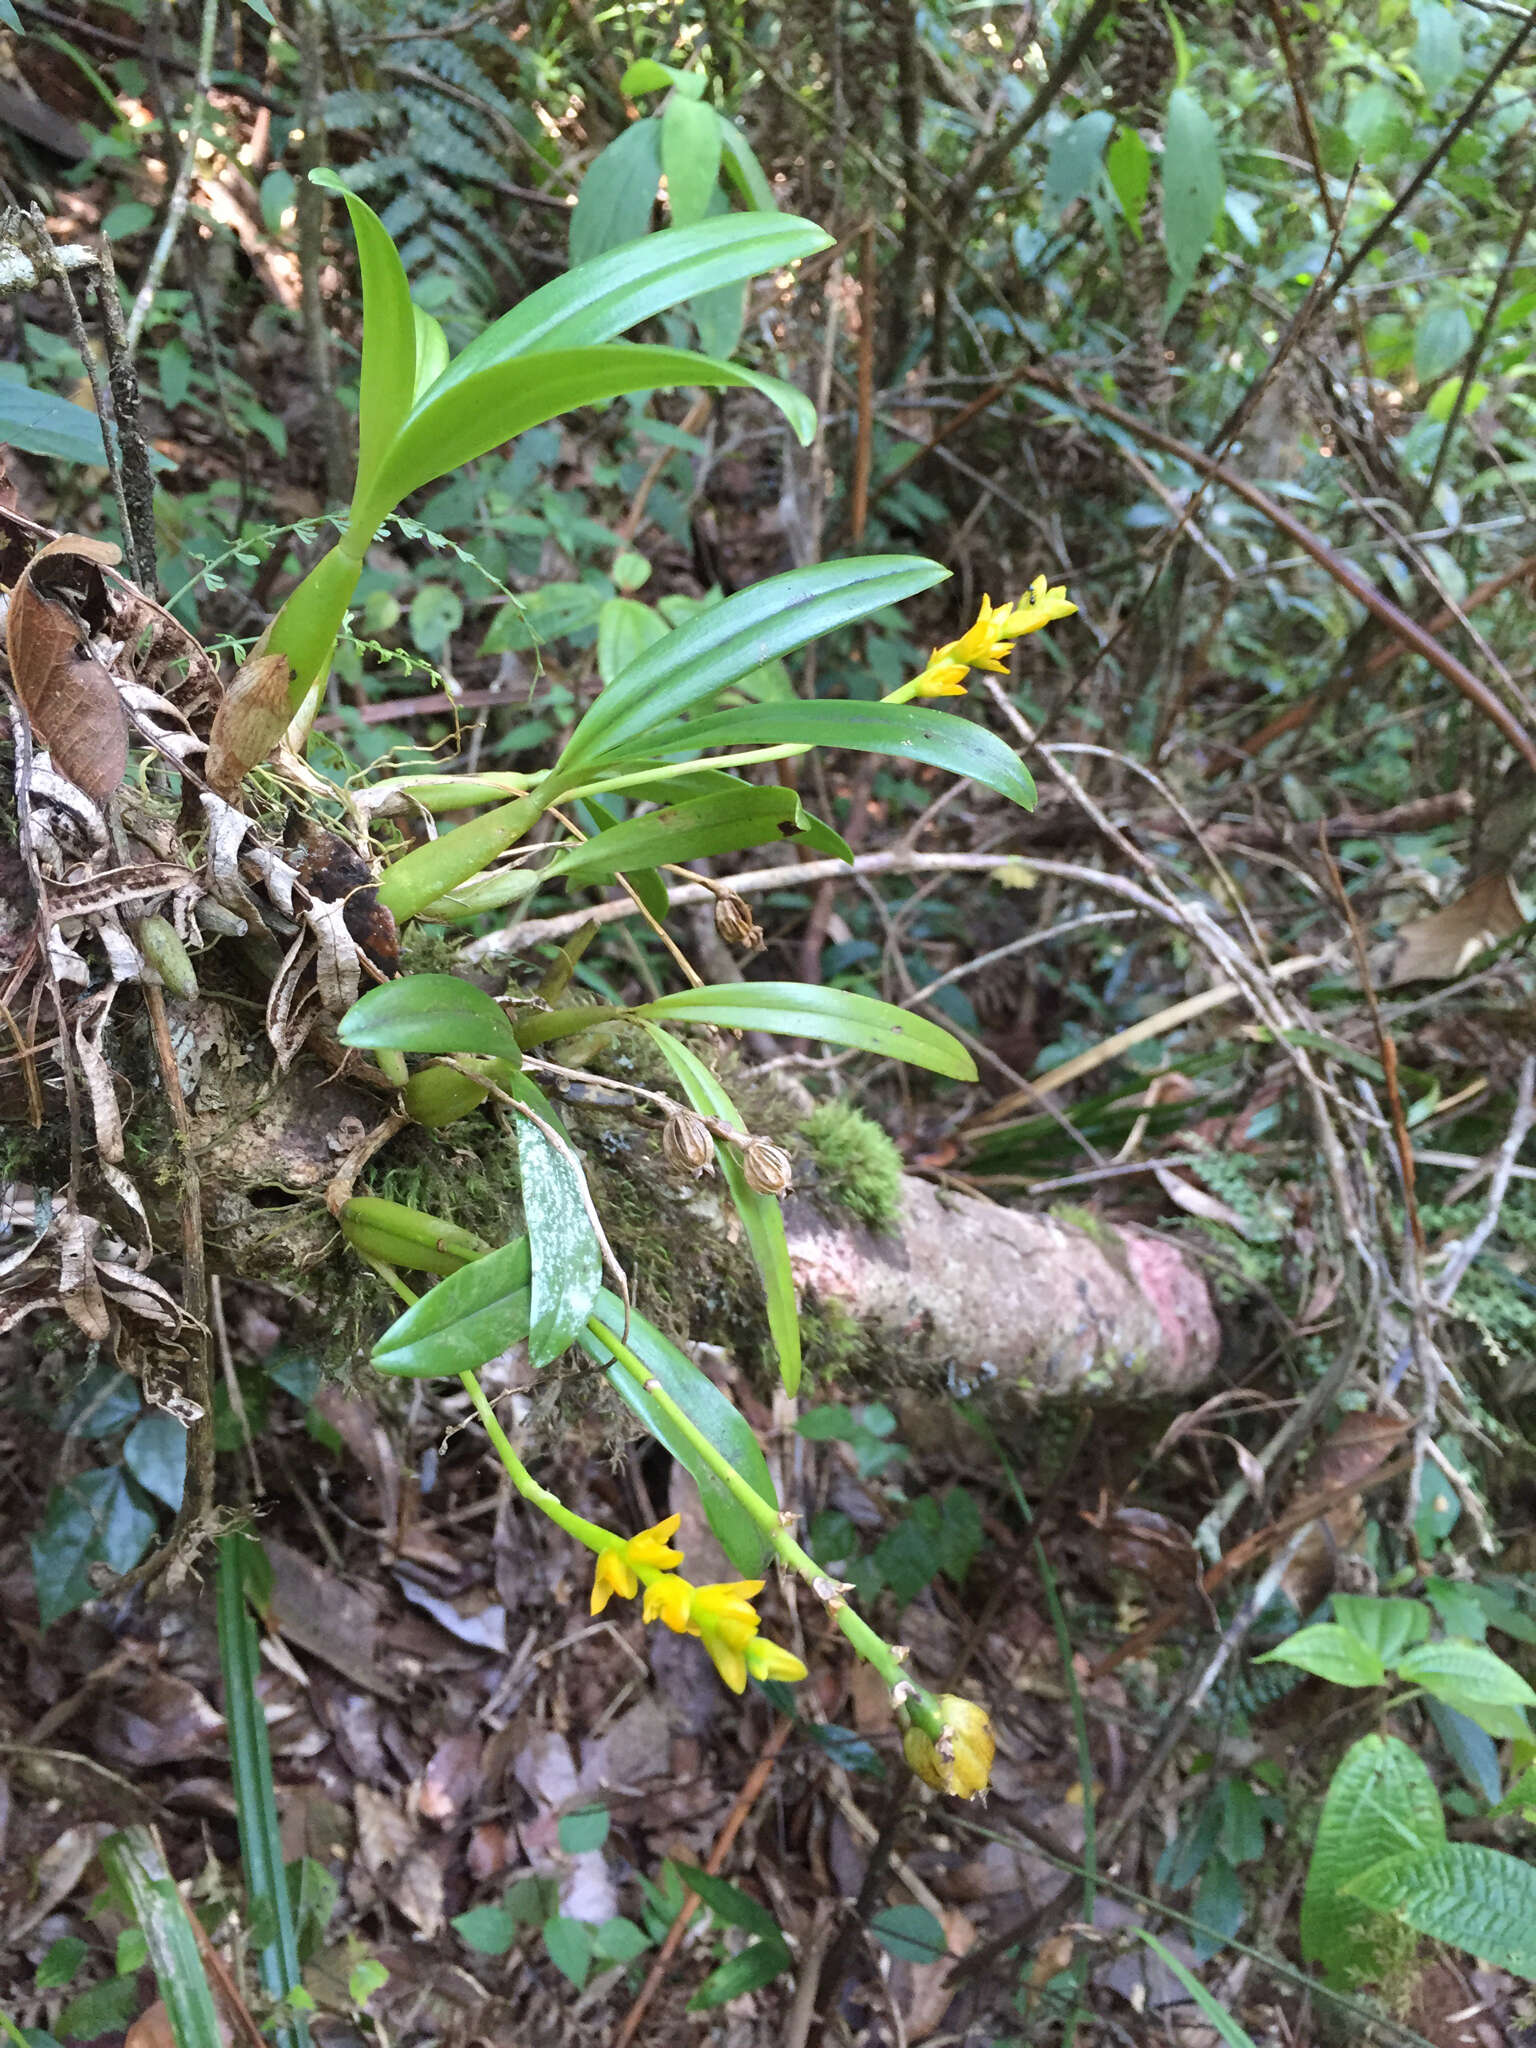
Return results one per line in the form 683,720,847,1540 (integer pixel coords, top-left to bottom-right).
588,1314,943,1738
559,743,807,804
458,1370,618,1554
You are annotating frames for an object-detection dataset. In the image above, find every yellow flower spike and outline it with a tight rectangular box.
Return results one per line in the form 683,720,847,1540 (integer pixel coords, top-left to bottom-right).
700,1628,750,1694
885,576,1076,706
590,1548,639,1615
744,1637,808,1684
641,1574,694,1634
903,656,971,700
685,1581,766,1650
902,1694,996,1800
626,1514,685,1571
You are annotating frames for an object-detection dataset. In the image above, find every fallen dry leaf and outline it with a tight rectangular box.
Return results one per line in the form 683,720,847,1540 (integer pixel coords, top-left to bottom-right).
354,1782,415,1876
124,2001,179,2048
394,1845,447,1937
1383,871,1527,985
93,1674,226,1767
205,651,292,799
419,1731,484,1825
8,534,128,804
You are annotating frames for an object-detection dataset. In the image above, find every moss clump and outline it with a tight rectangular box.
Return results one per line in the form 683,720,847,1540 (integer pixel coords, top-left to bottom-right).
799,1101,904,1232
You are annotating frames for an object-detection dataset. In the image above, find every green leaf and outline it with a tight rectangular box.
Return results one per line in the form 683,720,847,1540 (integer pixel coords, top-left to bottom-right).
452,1904,516,1954
1191,1851,1245,1962
483,581,606,654
1426,1698,1502,1806
620,58,685,96
1345,82,1410,165
555,556,949,777
1414,303,1473,384
719,119,776,212
634,982,977,1081
1413,0,1463,95
1254,1622,1384,1688
1106,125,1151,238
123,1410,186,1512
570,118,663,266
1331,1595,1430,1668
54,1976,139,2041
507,1875,560,1925
355,342,817,537
647,698,1037,810
409,583,462,654
99,1829,222,2048
1395,1639,1536,1709
688,1936,793,2010
338,974,524,1061
542,1916,592,1989
1299,1734,1444,1986
430,213,830,388
0,0,24,28
549,787,842,886
348,1957,388,2005
644,1024,802,1393
1044,111,1114,216
32,1469,156,1628
0,374,107,467
1162,87,1223,311
868,1905,947,1963
36,1938,87,1991
557,1803,611,1853
581,1300,777,1575
372,1238,533,1378
593,1916,650,1962
216,1538,312,2048
597,596,668,684
517,1112,601,1368
662,93,723,230
1133,1933,1261,2047
309,171,417,508
1347,1841,1536,1978
411,307,450,405
673,1866,781,1940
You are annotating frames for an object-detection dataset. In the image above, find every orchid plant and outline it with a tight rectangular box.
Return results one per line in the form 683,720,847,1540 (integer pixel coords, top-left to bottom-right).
254,167,1082,1794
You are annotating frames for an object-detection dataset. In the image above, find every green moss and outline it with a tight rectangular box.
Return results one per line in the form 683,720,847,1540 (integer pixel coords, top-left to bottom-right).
799,1297,874,1380
799,1100,904,1232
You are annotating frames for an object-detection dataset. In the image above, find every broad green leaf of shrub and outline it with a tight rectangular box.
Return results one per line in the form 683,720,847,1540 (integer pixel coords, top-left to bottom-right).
1161,88,1224,313
0,372,108,467
33,1469,157,1628
687,1937,792,2010
542,1916,592,1989
1044,111,1114,216
1106,126,1151,238
869,1905,947,1962
123,1411,186,1512
570,117,663,265
1345,82,1410,165
1413,0,1463,95
1414,304,1473,384
662,92,723,229
1330,1594,1430,1668
1300,1733,1444,1986
1255,1622,1384,1687
1394,1639,1536,1733
1347,1842,1536,1979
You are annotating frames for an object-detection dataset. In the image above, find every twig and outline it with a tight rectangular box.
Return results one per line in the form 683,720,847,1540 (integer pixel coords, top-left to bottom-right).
1432,1055,1536,1307
91,241,158,589
127,0,221,354
610,1715,792,2048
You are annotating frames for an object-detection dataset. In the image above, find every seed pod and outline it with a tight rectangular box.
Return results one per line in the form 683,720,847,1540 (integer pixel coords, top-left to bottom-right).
739,1136,793,1198
713,891,763,951
661,1108,714,1178
403,1063,491,1129
137,915,198,999
339,1195,492,1275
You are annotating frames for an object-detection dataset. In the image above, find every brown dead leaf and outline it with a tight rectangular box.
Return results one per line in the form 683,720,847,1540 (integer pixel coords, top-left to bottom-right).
94,1674,226,1767
1384,871,1527,985
206,652,292,799
354,1783,414,1875
9,535,128,803
418,1731,484,1825
902,1907,975,2041
395,1846,447,1937
124,2001,179,2048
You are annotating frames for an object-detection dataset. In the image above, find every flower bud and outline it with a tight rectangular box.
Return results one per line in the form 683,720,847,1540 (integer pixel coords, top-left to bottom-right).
403,1064,491,1129
902,1694,995,1800
713,891,763,952
740,1137,793,1198
137,915,198,999
661,1108,715,1178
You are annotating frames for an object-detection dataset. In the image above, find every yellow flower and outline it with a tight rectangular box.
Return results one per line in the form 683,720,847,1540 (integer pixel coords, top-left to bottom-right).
886,577,1076,706
902,656,971,700
590,1548,638,1614
744,1637,808,1684
589,1515,685,1614
902,1694,996,1800
642,1574,694,1633
686,1581,765,1649
627,1514,685,1571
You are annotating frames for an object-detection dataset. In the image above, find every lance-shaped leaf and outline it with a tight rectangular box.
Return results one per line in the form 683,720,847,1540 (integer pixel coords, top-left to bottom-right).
511,1074,602,1367
311,169,417,505
646,1024,801,1394
100,1830,224,2048
645,697,1037,809
337,972,524,1061
548,786,848,883
555,556,949,778
636,982,977,1080
581,1297,776,1574
352,344,815,538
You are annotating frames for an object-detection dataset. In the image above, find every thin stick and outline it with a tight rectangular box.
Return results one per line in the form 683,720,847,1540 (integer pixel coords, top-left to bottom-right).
610,1715,793,2048
1433,1055,1536,1307
850,221,876,542
127,0,221,353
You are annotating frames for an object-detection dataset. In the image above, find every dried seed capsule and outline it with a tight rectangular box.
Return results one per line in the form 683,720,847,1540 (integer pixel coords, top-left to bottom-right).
137,915,198,999
403,1063,491,1129
713,891,763,951
661,1108,715,1179
739,1136,793,1197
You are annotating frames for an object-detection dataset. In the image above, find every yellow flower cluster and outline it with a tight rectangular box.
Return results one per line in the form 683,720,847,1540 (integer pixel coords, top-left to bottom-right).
590,1516,808,1694
890,576,1078,702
